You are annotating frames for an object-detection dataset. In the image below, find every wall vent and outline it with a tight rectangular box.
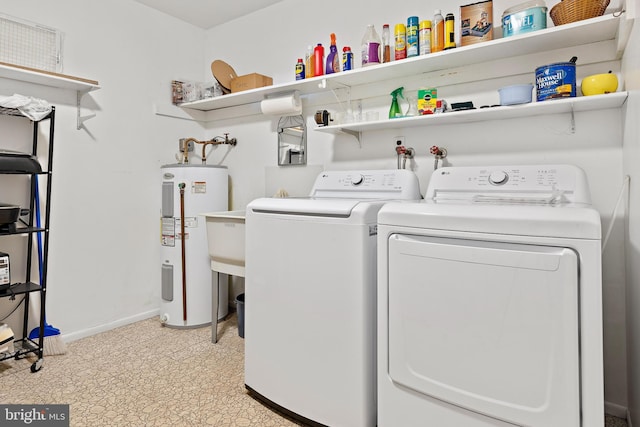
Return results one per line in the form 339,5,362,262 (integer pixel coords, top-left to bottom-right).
0,13,63,73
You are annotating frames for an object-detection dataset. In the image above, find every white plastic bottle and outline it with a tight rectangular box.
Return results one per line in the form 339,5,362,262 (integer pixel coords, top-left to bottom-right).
361,24,382,67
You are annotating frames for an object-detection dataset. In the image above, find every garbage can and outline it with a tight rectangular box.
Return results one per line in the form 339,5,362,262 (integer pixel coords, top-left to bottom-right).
236,293,245,338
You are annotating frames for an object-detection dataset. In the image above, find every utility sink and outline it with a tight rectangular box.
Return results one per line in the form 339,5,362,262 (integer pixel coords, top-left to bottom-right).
202,210,245,277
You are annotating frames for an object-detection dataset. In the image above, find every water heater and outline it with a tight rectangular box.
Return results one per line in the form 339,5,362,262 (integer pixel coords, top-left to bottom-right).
160,164,229,328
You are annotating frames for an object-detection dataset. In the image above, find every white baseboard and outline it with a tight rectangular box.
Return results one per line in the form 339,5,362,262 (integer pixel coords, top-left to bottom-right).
606,401,629,419
61,309,160,343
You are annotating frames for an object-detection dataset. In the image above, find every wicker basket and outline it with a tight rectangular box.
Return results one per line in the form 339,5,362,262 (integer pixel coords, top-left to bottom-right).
550,0,610,26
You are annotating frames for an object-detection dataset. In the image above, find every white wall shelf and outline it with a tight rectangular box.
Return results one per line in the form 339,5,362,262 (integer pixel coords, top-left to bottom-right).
0,61,100,129
314,92,628,139
179,13,633,116
0,62,99,92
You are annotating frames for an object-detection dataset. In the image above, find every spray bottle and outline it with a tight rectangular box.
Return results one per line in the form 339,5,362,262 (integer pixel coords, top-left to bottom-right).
389,87,405,119
342,46,353,71
326,33,340,74
295,58,305,80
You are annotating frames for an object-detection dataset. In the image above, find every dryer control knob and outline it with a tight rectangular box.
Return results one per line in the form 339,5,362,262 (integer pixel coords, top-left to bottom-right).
489,170,509,185
352,174,365,185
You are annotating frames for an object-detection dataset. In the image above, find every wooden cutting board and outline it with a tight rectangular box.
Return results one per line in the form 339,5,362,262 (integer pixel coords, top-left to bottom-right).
210,60,237,93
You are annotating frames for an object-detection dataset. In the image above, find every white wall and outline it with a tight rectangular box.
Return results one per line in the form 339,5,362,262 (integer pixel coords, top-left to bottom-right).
203,0,632,414
622,0,640,424
0,0,205,339
0,0,634,417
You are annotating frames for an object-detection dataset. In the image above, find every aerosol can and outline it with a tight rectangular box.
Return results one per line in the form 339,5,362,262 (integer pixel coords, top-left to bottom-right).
389,87,405,118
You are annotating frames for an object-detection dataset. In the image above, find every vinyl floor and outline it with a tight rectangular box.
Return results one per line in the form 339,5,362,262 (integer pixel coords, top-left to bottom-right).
0,314,630,427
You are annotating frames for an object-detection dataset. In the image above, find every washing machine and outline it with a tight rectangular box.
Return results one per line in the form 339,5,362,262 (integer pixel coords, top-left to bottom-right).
245,169,421,427
377,164,603,427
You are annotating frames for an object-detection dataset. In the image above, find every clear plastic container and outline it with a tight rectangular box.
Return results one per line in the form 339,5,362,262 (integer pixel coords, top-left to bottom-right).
305,45,314,78
382,24,391,63
431,9,445,52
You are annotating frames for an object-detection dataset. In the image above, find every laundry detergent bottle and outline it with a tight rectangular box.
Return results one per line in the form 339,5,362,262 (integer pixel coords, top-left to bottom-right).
314,43,325,76
361,24,381,67
325,33,340,74
389,87,405,118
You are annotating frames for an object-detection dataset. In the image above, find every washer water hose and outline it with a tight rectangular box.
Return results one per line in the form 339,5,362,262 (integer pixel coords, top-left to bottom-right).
430,146,448,170
395,145,414,169
178,182,187,322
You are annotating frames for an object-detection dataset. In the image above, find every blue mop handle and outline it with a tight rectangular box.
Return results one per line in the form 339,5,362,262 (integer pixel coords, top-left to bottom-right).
35,176,43,281
29,175,61,340
35,177,59,330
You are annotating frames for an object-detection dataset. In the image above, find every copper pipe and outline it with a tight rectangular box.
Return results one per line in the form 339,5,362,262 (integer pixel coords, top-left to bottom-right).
181,137,200,164
197,140,226,163
182,135,237,164
178,183,187,321
194,135,237,163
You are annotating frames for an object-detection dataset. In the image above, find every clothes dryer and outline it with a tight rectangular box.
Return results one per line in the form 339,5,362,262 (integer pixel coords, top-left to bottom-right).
377,165,603,427
245,169,421,427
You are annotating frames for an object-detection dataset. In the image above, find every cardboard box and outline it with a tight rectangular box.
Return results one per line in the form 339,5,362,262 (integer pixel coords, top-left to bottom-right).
230,73,273,93
461,0,493,47
417,88,438,115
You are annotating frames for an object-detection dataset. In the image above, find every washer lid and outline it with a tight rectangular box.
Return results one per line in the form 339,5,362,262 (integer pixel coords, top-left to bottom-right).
248,197,386,218
378,201,601,239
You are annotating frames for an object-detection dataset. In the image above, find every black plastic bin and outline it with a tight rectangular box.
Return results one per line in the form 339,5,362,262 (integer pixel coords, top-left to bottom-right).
236,293,245,338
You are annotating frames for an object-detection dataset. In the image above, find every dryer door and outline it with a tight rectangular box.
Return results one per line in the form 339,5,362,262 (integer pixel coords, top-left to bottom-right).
387,234,580,426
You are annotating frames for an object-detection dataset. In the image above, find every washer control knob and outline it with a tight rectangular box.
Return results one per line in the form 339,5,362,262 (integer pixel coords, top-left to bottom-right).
488,170,509,185
352,174,364,185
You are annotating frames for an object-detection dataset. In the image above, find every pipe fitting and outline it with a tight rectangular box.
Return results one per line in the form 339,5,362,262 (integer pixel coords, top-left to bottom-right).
180,137,199,163
160,313,170,325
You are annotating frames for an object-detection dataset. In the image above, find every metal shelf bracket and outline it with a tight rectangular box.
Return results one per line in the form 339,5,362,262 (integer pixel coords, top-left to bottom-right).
570,104,576,134
77,91,96,130
341,128,362,146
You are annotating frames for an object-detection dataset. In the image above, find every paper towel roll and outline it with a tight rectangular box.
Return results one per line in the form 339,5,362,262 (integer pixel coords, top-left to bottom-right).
260,93,302,116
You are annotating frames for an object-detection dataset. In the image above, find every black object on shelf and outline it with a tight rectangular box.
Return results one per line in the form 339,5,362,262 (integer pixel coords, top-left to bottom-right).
450,101,476,111
0,106,55,373
0,149,42,173
0,203,21,224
